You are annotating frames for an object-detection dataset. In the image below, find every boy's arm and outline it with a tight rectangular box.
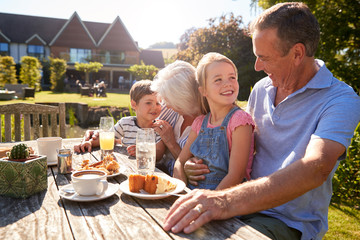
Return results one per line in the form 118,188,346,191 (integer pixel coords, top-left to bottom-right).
216,124,253,190
173,130,197,183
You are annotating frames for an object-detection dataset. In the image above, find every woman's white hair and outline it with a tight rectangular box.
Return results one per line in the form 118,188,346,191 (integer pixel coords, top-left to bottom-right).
151,60,202,117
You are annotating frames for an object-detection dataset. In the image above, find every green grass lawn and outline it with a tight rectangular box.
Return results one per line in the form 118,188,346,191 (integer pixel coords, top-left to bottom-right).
0,91,249,109
324,204,360,239
0,91,358,238
0,91,131,108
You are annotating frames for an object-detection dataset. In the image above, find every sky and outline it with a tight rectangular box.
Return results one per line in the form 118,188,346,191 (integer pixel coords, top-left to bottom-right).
0,0,261,49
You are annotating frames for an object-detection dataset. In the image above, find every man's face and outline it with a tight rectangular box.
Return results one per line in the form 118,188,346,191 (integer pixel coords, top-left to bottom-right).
252,28,296,89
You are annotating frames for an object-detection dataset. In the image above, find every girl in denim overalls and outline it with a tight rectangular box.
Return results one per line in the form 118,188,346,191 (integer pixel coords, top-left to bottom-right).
173,53,255,190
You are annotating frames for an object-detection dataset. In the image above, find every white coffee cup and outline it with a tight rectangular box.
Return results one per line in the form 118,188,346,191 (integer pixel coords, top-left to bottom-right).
71,170,108,196
37,137,62,164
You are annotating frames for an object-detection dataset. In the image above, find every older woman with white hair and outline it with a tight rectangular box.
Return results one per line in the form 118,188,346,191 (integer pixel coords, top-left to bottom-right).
151,60,203,175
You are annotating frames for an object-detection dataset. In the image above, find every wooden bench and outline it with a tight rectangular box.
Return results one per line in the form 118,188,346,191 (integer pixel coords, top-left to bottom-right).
0,103,66,142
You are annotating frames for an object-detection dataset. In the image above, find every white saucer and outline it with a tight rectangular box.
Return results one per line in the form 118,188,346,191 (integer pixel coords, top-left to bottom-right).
119,176,185,200
59,183,119,202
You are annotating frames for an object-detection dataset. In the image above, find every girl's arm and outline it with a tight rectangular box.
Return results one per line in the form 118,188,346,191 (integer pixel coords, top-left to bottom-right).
216,124,253,190
173,130,197,183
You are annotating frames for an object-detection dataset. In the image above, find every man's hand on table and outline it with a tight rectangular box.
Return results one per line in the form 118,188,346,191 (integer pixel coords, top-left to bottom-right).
163,189,230,234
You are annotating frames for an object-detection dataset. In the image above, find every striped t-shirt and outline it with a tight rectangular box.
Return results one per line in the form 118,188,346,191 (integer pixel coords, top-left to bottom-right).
114,116,161,146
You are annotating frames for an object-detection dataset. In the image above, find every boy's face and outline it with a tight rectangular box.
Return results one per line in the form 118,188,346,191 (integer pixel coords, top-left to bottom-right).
131,93,161,122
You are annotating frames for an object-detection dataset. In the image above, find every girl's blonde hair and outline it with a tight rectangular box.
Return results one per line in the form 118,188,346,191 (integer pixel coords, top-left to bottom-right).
196,52,238,114
151,60,202,117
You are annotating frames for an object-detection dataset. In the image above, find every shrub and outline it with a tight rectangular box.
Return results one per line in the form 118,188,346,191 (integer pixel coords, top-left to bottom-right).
332,122,360,208
19,56,42,90
0,56,17,86
50,57,67,92
127,61,158,80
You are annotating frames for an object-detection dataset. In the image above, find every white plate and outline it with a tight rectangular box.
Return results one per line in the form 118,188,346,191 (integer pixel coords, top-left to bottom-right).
119,176,186,200
73,163,126,178
59,183,119,202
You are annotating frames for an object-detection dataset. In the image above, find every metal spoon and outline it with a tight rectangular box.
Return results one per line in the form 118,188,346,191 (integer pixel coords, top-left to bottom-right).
62,188,75,195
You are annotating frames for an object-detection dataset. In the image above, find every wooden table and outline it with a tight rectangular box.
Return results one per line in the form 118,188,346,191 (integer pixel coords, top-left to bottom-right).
0,138,269,240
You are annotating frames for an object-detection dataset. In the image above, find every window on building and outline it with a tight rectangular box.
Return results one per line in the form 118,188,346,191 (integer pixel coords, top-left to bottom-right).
99,50,125,64
27,45,44,59
70,48,92,63
0,43,9,56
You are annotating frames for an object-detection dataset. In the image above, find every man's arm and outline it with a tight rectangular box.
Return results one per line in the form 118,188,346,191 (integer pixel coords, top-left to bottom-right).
163,138,345,233
225,138,344,214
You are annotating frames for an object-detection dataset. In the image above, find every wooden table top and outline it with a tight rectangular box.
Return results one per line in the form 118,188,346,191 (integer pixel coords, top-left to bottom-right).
0,138,269,240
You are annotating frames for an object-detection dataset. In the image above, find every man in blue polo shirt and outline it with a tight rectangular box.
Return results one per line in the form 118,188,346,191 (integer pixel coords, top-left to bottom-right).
163,2,360,240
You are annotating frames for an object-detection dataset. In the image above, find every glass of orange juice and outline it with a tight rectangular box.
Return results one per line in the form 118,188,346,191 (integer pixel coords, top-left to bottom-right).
99,116,115,159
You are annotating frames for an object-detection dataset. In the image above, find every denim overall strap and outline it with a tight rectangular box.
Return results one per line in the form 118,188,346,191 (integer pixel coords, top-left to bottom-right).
189,105,240,190
220,105,240,127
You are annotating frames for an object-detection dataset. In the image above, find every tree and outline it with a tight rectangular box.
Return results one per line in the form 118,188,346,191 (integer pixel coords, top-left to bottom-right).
251,0,360,94
175,13,265,100
74,62,103,84
19,56,42,89
177,27,197,51
127,61,158,81
50,57,67,92
0,56,17,86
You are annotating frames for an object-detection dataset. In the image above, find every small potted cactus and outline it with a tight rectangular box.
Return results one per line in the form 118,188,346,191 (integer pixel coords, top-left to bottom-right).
6,143,33,162
0,143,48,198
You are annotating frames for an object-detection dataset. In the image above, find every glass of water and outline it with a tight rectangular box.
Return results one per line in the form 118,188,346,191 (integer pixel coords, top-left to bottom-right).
136,128,156,175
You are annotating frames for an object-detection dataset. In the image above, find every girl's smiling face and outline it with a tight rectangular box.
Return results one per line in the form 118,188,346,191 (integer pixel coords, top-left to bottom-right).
200,61,239,107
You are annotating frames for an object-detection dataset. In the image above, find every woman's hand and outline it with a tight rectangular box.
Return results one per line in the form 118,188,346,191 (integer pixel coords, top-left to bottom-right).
184,158,210,186
153,120,175,144
127,145,136,156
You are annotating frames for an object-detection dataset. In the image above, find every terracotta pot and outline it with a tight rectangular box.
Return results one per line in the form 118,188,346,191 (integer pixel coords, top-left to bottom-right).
5,155,40,163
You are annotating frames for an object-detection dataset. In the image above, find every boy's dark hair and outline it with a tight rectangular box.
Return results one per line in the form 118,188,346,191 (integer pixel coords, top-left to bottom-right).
129,79,154,103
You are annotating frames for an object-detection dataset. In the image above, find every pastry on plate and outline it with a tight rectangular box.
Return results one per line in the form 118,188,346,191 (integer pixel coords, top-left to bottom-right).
128,174,176,194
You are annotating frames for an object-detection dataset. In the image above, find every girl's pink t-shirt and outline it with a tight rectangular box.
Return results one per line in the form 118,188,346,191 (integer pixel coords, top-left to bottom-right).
191,109,255,180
